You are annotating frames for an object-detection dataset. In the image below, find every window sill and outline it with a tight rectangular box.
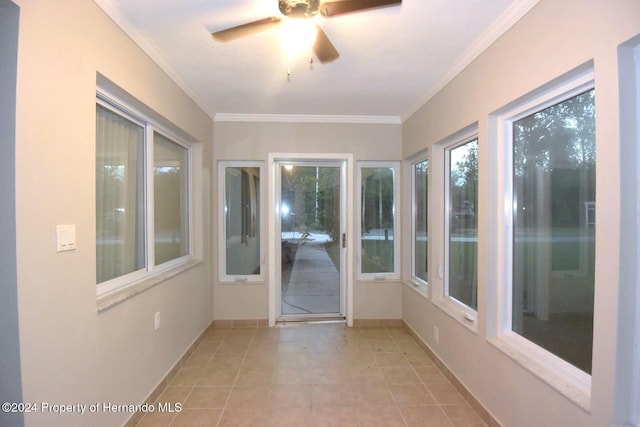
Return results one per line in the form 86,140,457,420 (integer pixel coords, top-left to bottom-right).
432,297,478,334
403,280,428,298
97,259,203,313
487,335,591,412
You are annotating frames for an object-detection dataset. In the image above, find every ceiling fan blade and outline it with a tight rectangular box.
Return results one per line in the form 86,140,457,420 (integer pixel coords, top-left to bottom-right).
211,17,282,42
320,0,401,17
312,25,339,64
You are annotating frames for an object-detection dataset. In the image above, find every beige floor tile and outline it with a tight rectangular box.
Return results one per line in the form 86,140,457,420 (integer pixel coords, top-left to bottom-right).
350,382,395,406
155,386,192,405
270,384,312,408
196,366,239,387
441,404,487,426
415,365,449,384
399,404,453,427
373,351,410,367
312,406,359,427
136,410,175,427
183,386,231,409
235,366,275,386
380,366,422,385
192,340,219,355
169,367,204,387
217,407,269,427
226,384,271,409
183,353,212,368
403,351,437,367
389,383,437,405
309,365,348,385
360,329,392,341
367,339,399,352
312,384,354,407
356,404,405,427
135,324,489,427
426,382,467,405
268,406,314,427
169,408,223,427
273,366,313,385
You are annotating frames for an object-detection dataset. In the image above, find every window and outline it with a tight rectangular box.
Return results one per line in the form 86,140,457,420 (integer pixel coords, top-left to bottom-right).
357,162,400,280
412,157,429,289
490,67,595,406
96,94,195,296
511,87,595,374
218,161,263,281
154,132,189,265
446,138,479,312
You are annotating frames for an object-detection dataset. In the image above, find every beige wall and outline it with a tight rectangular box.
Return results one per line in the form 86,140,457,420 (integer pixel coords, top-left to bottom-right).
213,120,403,321
402,0,640,425
13,1,213,426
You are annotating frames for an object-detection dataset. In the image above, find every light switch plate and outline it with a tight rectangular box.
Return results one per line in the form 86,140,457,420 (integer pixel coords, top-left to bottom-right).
56,224,76,252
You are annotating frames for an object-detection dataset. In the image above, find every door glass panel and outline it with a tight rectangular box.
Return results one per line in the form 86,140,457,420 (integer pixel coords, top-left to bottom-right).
280,164,341,315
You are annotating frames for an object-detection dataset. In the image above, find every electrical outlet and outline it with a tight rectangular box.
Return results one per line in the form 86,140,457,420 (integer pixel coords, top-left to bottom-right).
154,312,161,330
434,326,439,344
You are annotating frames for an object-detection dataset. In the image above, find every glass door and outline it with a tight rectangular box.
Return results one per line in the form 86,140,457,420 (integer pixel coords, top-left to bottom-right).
277,160,345,320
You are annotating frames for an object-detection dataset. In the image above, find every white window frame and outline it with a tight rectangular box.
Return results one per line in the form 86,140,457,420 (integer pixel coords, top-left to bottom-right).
356,161,400,281
431,125,479,331
409,152,429,296
96,92,199,298
217,160,265,282
487,66,595,410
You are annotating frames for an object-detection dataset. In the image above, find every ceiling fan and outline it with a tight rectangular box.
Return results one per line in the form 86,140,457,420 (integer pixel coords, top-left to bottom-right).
211,0,402,64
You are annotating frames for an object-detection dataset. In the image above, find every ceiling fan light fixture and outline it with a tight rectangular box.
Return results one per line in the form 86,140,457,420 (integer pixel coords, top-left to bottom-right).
280,19,318,58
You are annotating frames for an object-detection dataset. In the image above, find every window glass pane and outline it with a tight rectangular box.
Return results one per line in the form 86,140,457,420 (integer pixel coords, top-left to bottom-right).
361,167,395,274
225,166,261,275
448,139,478,309
154,132,189,265
96,104,145,283
414,160,428,282
512,89,595,374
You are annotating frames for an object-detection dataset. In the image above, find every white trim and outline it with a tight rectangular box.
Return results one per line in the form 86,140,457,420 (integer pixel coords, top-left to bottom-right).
214,113,401,125
487,65,595,409
95,92,200,299
432,124,479,331
217,161,265,283
93,0,211,120
409,152,429,296
356,161,401,281
268,153,354,327
616,37,640,426
402,0,540,121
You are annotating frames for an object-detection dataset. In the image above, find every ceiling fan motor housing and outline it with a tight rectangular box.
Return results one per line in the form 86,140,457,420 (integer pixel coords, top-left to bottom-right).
278,0,320,18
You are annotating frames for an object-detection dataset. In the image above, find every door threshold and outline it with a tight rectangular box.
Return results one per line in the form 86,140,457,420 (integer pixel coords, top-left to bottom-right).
276,317,346,327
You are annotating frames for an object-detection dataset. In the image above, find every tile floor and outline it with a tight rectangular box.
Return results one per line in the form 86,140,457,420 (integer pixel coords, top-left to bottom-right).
136,323,487,427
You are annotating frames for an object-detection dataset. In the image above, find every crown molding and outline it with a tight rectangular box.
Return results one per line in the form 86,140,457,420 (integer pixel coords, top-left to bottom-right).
214,113,402,124
93,0,213,120
401,0,540,122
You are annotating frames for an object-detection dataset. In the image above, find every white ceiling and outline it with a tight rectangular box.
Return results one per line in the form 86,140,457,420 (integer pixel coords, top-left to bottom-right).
95,0,538,122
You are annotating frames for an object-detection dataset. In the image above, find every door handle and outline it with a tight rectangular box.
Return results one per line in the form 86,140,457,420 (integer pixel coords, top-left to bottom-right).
342,233,347,248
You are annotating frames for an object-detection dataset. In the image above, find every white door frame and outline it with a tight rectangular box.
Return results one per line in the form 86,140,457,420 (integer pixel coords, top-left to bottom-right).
268,153,354,326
